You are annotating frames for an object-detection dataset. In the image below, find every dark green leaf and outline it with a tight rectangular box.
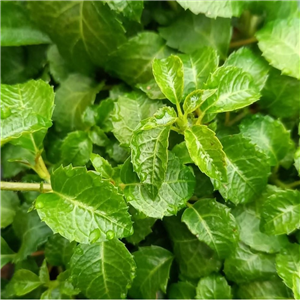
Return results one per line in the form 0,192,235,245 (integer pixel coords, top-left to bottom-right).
182,199,239,258
35,165,133,243
195,274,232,299
164,215,221,281
1,237,16,268
1,191,20,228
172,142,193,165
184,125,227,181
69,240,135,299
137,79,165,100
213,134,270,204
159,11,231,59
260,189,300,235
224,243,276,284
152,55,184,105
168,282,196,299
106,32,172,86
129,246,173,299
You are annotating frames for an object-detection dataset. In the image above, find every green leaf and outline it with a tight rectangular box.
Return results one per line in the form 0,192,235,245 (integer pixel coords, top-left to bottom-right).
184,125,227,181
212,134,270,204
1,237,16,268
260,189,300,235
126,208,156,245
1,191,20,228
293,273,300,300
232,202,289,253
237,279,292,299
295,147,300,175
224,47,270,91
259,68,300,118
130,107,177,196
1,1,51,46
195,274,232,299
39,259,50,285
200,66,261,114
35,165,133,243
61,131,92,167
1,79,54,146
164,215,221,281
106,32,172,86
88,126,110,147
183,89,217,115
240,114,291,166
159,11,231,60
13,203,52,262
256,17,300,79
123,152,195,218
106,0,144,22
178,0,245,18
276,244,300,290
53,74,103,131
69,240,136,299
28,1,126,73
168,282,196,299
6,269,42,296
224,243,276,284
128,246,173,299
178,47,219,98
137,78,166,100
112,90,163,146
96,98,115,132
90,153,114,180
152,55,184,105
45,234,76,267
182,199,239,259
172,141,193,165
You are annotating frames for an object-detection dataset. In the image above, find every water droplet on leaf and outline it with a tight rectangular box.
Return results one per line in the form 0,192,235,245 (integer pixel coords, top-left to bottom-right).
106,230,115,240
35,201,44,209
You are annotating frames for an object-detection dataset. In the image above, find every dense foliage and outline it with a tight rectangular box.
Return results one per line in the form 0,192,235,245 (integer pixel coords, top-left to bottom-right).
1,1,300,299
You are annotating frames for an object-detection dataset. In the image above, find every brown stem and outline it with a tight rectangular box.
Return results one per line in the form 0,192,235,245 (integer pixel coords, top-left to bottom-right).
230,37,258,48
31,250,45,257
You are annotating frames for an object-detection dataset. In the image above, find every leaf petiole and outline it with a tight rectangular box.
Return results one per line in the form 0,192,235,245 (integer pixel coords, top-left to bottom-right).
0,181,52,193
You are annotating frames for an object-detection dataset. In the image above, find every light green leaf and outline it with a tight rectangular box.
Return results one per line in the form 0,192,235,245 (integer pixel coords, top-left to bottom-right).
61,131,92,167
200,66,261,114
178,47,219,98
69,240,135,299
28,1,126,73
129,246,173,299
195,274,232,299
35,165,133,243
232,202,289,253
137,78,166,100
260,189,300,235
90,153,114,180
39,259,50,285
184,125,227,181
126,209,156,245
276,244,300,290
152,55,184,105
106,32,172,86
6,269,42,296
1,191,20,228
106,0,144,22
45,234,76,267
1,79,54,146
224,243,276,284
53,74,103,131
123,152,195,218
168,282,195,299
293,273,300,300
212,134,270,204
295,147,300,175
172,142,193,165
182,199,239,258
112,90,163,146
164,215,221,281
224,47,270,90
240,114,291,166
1,1,51,46
178,0,245,18
13,203,52,262
159,11,231,59
256,17,300,79
259,68,300,118
237,279,292,299
130,108,177,197
183,89,216,115
1,237,16,268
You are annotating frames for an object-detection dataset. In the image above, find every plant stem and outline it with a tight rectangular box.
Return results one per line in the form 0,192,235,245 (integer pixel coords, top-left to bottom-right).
225,112,230,126
227,109,249,126
230,37,258,48
34,155,51,182
286,180,300,189
31,250,45,257
176,102,184,119
1,181,52,193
